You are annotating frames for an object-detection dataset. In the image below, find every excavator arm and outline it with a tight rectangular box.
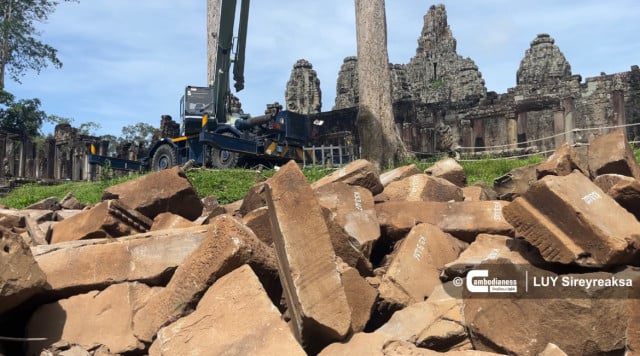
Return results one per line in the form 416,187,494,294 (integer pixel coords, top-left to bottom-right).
212,0,250,124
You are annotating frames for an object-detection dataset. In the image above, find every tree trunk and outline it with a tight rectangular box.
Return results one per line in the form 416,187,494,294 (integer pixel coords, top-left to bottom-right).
206,0,221,87
354,0,410,169
0,0,13,91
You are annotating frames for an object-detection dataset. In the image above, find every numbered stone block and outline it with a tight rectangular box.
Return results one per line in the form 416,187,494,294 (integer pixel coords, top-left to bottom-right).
376,200,513,242
265,161,351,352
503,171,640,266
378,223,467,309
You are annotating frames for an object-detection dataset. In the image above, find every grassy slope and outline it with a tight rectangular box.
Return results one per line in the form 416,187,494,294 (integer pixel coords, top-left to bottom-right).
0,157,546,209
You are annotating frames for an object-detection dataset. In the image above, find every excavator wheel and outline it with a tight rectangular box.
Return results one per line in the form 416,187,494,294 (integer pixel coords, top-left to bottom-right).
211,133,240,169
151,144,178,170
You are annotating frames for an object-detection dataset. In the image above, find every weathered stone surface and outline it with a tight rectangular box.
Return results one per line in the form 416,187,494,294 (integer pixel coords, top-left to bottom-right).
60,192,86,210
312,159,384,195
593,173,635,194
376,200,513,242
380,164,421,187
315,181,380,259
538,343,568,356
264,160,351,351
238,182,267,217
588,128,640,179
442,234,542,279
464,261,634,355
377,283,469,351
333,56,359,110
27,282,157,355
25,196,61,211
286,59,322,115
338,264,377,333
536,143,588,179
608,178,640,220
322,207,373,275
149,265,305,356
503,172,640,266
150,212,193,231
0,227,46,314
425,158,467,187
319,332,396,356
50,200,153,244
102,166,203,220
376,174,463,203
242,206,273,245
379,223,466,308
34,226,210,295
462,186,491,201
517,33,572,85
627,277,640,354
493,164,538,201
132,215,275,342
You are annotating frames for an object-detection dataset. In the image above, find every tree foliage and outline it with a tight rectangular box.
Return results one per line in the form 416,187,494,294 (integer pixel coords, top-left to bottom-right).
0,89,46,136
121,122,157,147
0,0,78,89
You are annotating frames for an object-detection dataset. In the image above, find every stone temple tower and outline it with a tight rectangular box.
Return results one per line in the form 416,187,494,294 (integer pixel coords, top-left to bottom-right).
405,4,487,104
285,59,322,115
516,33,572,85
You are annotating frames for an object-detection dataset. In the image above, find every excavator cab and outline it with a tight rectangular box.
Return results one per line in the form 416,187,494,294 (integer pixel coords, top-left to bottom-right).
180,86,216,136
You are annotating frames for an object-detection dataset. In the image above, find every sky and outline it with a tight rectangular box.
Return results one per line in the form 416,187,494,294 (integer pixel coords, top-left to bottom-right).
5,0,640,137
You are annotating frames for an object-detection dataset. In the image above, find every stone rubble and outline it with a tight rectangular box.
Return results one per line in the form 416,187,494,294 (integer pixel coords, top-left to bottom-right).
2,129,640,355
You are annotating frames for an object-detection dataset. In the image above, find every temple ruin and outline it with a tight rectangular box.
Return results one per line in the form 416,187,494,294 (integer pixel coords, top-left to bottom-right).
322,4,640,156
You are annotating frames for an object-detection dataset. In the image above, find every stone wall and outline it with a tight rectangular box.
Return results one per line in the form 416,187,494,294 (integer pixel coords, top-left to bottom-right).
327,4,640,156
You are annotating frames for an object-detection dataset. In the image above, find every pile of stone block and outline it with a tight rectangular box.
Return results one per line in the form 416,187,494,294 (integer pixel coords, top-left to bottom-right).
1,129,640,355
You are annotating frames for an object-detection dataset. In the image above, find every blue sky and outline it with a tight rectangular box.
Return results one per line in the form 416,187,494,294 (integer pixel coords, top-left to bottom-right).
5,0,640,137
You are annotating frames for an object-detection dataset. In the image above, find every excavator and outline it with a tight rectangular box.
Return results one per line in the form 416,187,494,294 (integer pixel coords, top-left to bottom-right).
89,0,314,171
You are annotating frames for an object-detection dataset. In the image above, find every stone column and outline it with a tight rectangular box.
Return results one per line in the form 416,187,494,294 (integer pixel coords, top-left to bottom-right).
472,119,485,152
612,90,626,130
517,112,528,147
0,134,6,177
46,138,55,179
460,119,473,150
507,116,518,149
563,97,575,145
553,110,565,148
18,139,26,178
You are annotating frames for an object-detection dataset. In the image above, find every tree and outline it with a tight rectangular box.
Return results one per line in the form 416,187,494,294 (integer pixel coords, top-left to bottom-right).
354,0,411,169
121,122,157,148
0,0,78,89
0,89,46,136
207,0,221,87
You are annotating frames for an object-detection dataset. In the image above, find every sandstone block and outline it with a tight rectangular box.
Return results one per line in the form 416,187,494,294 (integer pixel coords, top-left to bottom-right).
593,173,635,194
377,283,464,345
380,163,421,187
538,343,568,356
238,182,267,216
338,264,378,333
462,186,490,201
265,161,351,351
149,265,305,356
503,172,640,266
25,196,61,211
443,234,542,278
34,225,210,296
50,200,152,244
132,215,275,342
536,143,587,179
376,200,513,242
312,159,384,195
27,282,157,355
315,181,380,259
242,206,273,245
376,174,463,203
150,212,193,231
608,178,640,220
425,157,467,187
102,166,203,220
627,277,640,354
379,223,467,309
464,260,635,355
493,163,538,200
0,227,46,314
318,332,397,356
588,128,640,179
60,192,86,210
